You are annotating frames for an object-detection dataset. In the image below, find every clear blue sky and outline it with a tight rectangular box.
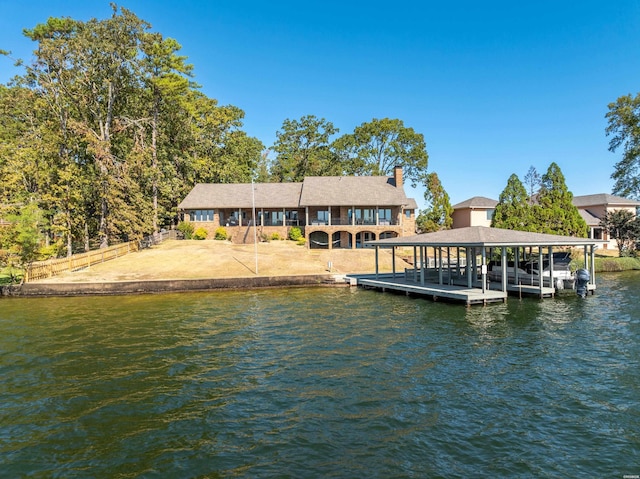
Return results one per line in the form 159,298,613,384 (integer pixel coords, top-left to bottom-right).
2,1,640,208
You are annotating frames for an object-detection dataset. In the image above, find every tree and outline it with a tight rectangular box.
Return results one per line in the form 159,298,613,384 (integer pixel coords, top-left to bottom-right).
523,166,540,204
599,209,640,256
606,93,640,200
535,162,588,237
6,202,46,283
491,173,534,231
270,115,339,182
415,172,453,233
333,118,428,187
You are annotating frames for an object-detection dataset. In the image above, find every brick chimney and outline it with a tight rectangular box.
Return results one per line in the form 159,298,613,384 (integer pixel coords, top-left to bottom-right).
393,165,403,189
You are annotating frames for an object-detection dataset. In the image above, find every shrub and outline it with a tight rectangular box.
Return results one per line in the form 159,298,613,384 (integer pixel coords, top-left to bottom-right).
214,227,228,240
177,221,194,239
271,232,282,241
288,227,302,241
296,238,306,246
193,227,208,240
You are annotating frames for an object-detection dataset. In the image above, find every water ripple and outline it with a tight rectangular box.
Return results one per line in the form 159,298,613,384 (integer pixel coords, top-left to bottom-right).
1,277,639,478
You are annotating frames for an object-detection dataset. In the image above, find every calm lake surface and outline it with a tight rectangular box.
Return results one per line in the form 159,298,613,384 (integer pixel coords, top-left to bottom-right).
1,273,639,478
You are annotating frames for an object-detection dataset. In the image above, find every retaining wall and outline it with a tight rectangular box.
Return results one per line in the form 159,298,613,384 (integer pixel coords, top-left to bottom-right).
1,274,347,297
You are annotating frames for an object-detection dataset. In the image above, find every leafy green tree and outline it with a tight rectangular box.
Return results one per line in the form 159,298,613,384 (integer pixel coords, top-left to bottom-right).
6,202,46,283
416,172,453,233
270,115,340,182
333,118,428,187
599,209,640,256
492,173,535,231
535,162,588,237
605,93,640,200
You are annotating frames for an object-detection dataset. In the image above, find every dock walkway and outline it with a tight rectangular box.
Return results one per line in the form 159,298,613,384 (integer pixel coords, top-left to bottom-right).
350,274,508,306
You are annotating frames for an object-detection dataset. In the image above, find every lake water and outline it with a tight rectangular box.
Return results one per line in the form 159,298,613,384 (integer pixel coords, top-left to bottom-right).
1,273,639,478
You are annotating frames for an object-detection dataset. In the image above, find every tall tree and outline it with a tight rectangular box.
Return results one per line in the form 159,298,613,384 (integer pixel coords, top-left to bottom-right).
605,93,640,200
523,166,540,204
535,162,588,237
270,115,339,181
333,118,428,187
139,32,193,233
416,172,453,233
491,173,534,231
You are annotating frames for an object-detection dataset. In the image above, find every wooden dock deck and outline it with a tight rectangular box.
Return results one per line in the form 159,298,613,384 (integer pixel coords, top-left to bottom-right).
350,274,508,306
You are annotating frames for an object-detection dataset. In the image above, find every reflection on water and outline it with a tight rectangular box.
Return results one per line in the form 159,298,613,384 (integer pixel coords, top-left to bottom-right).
1,273,639,477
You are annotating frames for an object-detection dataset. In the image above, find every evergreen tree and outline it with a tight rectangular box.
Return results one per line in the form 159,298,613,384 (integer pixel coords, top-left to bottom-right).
535,163,588,237
416,172,453,233
491,173,534,231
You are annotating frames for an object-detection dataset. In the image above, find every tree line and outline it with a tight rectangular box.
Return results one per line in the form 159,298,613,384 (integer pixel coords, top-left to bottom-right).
0,6,429,269
2,4,639,273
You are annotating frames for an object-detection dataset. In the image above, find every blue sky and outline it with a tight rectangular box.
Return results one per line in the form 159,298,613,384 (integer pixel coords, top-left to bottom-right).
2,1,640,208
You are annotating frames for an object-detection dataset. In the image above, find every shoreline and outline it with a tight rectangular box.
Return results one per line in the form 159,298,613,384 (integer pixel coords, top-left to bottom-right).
0,273,350,297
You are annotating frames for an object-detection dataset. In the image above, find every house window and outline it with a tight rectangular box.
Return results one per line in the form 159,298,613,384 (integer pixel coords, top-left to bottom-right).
379,208,392,225
192,210,214,221
405,210,411,219
317,210,329,224
486,209,494,221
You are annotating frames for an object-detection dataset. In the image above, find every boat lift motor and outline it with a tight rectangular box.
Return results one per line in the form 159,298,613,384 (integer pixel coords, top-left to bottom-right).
575,268,590,298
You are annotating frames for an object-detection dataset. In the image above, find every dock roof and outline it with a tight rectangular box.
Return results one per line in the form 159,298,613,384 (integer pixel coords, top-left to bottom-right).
366,226,601,248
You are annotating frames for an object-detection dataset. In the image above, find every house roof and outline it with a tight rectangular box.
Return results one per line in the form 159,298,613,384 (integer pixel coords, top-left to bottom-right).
573,193,640,207
579,209,601,226
178,182,303,209
178,174,417,210
299,176,409,206
452,196,498,209
366,226,600,248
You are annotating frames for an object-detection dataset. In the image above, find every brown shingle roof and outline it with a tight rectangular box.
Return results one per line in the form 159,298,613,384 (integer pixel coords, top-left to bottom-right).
367,226,599,247
178,175,416,210
452,196,498,209
178,183,303,209
573,193,640,207
299,176,410,206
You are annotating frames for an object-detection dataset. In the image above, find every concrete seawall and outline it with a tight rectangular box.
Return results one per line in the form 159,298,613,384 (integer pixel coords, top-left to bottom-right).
1,274,348,297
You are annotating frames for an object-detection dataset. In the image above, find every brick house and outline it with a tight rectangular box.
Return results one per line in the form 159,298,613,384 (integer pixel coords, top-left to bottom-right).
178,167,418,249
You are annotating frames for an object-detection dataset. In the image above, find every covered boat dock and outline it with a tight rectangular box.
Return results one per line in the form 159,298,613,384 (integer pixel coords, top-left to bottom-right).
348,226,600,306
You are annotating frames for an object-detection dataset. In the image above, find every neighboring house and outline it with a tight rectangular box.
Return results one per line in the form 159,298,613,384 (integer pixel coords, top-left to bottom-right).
452,193,640,251
573,194,640,250
178,167,418,249
451,196,498,229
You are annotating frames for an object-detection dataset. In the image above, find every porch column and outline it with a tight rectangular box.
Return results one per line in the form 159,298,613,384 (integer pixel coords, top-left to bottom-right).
501,246,508,293
538,247,544,298
375,246,379,279
481,248,487,294
590,245,596,287
282,208,286,227
392,246,396,279
305,207,309,227
548,246,554,288
328,206,332,226
466,247,473,288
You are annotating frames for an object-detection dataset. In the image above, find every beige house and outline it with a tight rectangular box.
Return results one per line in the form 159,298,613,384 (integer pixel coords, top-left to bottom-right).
573,194,640,249
451,196,498,229
452,193,640,251
178,167,418,249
